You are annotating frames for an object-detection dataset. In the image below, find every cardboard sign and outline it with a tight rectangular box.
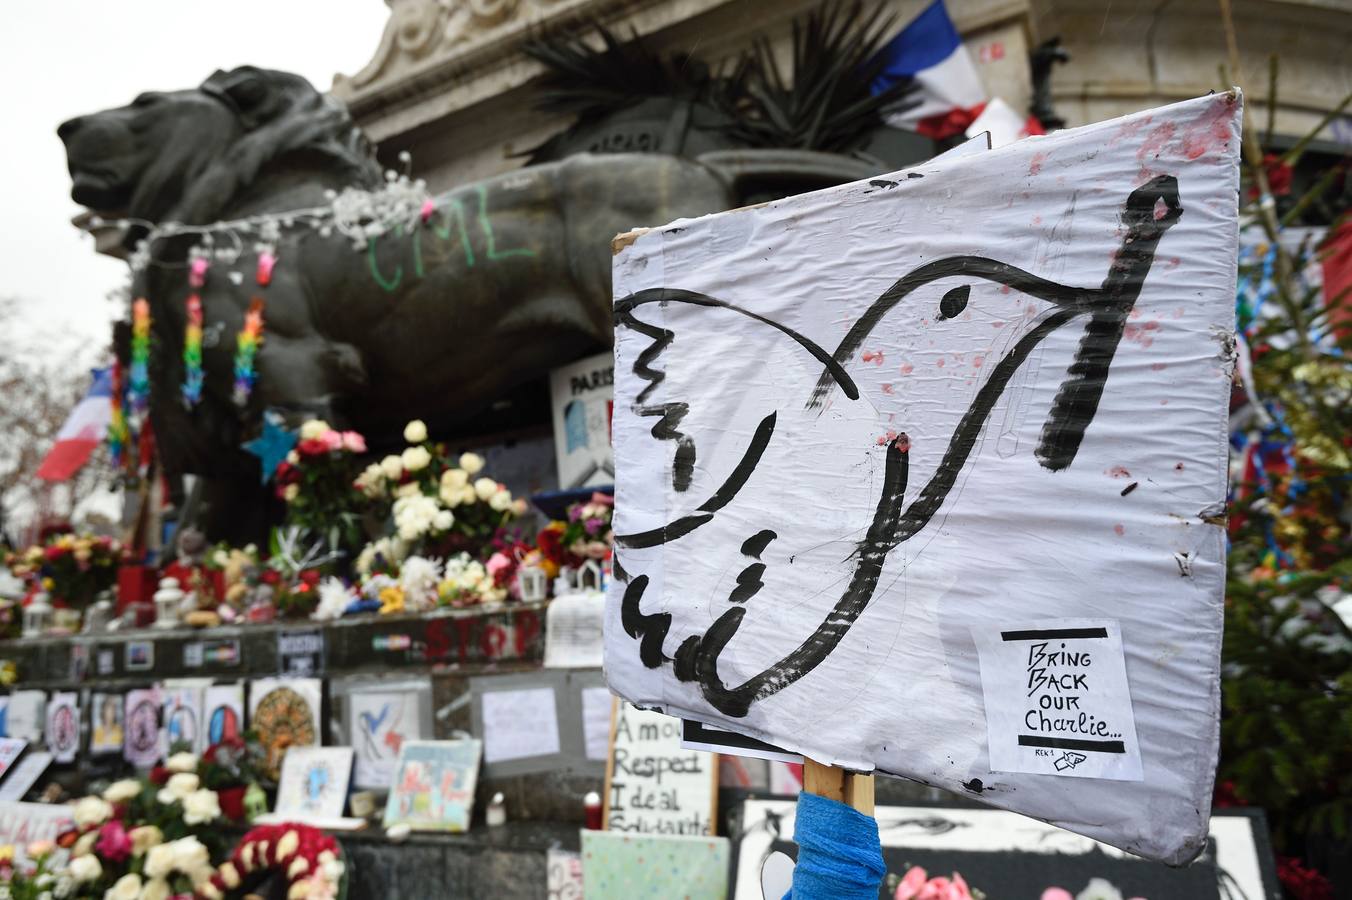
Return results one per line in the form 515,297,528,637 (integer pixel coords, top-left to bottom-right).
582,830,729,900
383,739,482,833
603,701,717,836
550,351,615,489
605,92,1242,863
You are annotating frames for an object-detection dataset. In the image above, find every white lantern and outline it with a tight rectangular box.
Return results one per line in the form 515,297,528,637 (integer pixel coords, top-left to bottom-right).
515,564,548,603
22,592,53,638
153,578,185,629
576,559,603,593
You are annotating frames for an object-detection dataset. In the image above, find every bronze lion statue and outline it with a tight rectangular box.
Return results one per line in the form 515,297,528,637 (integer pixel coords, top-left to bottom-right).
59,66,749,540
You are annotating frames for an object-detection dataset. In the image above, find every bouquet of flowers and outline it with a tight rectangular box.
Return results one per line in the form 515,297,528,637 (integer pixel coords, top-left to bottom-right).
0,842,61,900
275,419,371,557
53,753,228,898
4,534,122,608
196,736,269,821
194,824,347,900
892,867,983,900
561,493,614,560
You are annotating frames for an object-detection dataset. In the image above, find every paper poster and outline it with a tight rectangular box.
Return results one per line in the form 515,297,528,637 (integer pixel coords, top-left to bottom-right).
581,687,613,761
383,739,482,833
6,692,45,744
249,678,322,779
0,740,25,782
581,831,729,900
604,702,716,835
203,683,245,746
546,847,584,900
349,687,426,790
90,693,125,754
0,753,51,802
124,688,162,768
973,619,1143,781
480,686,560,764
274,746,353,821
606,92,1242,863
161,680,209,755
44,692,80,764
544,592,606,668
550,351,615,489
0,801,75,866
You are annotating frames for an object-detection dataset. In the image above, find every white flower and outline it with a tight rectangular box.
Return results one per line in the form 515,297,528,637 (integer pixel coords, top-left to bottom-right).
393,482,421,499
71,796,113,829
182,788,221,825
139,878,170,900
129,825,163,855
439,483,463,507
165,752,198,774
276,829,300,861
312,577,353,622
379,454,403,480
459,452,484,475
283,483,299,502
68,854,102,884
488,489,512,512
458,486,477,506
403,420,428,443
441,468,468,489
101,779,142,804
156,772,199,805
143,844,175,879
473,477,497,501
401,446,431,472
286,450,300,465
103,872,140,900
400,557,443,611
393,494,441,541
298,420,330,441
72,831,98,859
219,862,241,888
170,836,210,874
355,464,386,498
1076,878,1126,900
433,510,454,531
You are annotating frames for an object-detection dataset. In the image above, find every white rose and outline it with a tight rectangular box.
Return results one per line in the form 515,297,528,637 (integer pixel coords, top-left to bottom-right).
439,483,462,508
170,836,210,873
182,788,221,825
473,477,497,501
394,482,421,499
283,483,299,502
156,772,199,804
67,854,102,883
432,510,454,531
379,454,404,480
403,420,428,443
144,844,176,879
441,468,468,488
101,779,142,804
71,796,113,829
298,420,330,441
459,452,484,475
129,825,163,855
275,829,300,861
488,489,512,512
104,872,141,900
165,752,198,774
285,450,300,465
401,446,431,472
140,878,171,900
72,830,98,859
458,486,477,506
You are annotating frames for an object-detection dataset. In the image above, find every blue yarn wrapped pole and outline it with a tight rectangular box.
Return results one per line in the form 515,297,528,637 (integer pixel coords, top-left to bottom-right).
780,791,886,900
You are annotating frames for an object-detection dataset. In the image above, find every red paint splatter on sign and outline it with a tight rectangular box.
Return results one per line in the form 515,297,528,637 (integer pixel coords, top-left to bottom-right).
881,383,894,394
900,363,914,375
1108,466,1131,478
1029,152,1049,175
1113,524,1126,536
862,350,885,365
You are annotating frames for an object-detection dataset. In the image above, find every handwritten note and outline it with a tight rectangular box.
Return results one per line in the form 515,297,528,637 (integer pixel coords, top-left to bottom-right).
481,687,560,764
973,619,1143,781
604,702,716,835
581,687,613,761
544,592,606,668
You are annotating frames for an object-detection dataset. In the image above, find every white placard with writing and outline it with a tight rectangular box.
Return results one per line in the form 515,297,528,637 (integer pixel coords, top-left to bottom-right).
550,351,615,489
604,701,715,835
545,592,606,668
581,687,613,761
973,619,1142,781
481,687,561,764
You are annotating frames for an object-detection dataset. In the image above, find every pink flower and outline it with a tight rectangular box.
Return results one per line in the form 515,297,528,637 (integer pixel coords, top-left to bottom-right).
95,819,132,863
341,431,366,453
486,553,512,579
320,429,343,451
896,867,928,900
1041,890,1074,900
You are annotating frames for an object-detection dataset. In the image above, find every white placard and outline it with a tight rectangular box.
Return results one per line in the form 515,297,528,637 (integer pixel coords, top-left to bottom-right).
581,687,613,761
45,692,80,764
0,801,74,866
973,619,1142,781
604,702,716,835
550,351,615,489
0,753,51,801
605,92,1242,863
203,683,245,746
6,692,45,744
161,680,209,755
480,687,560,764
349,689,423,790
274,746,354,821
544,592,606,668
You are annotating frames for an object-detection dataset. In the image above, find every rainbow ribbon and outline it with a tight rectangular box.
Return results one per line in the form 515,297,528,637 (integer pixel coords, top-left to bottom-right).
182,294,204,407
232,297,265,407
129,298,152,422
107,360,129,469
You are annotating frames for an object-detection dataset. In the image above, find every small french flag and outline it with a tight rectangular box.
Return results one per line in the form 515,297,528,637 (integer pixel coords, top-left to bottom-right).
35,367,112,482
872,0,989,140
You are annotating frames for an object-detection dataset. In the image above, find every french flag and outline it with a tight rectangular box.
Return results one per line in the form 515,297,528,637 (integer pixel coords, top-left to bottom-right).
35,367,112,482
872,0,989,140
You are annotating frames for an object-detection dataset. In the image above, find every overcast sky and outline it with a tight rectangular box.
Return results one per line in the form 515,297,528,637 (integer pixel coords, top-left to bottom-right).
0,1,390,359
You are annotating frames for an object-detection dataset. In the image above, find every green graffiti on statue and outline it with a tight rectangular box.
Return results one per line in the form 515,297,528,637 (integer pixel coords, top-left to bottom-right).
368,186,536,291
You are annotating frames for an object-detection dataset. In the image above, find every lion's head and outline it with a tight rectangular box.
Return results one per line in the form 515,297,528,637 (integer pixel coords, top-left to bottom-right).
59,66,381,226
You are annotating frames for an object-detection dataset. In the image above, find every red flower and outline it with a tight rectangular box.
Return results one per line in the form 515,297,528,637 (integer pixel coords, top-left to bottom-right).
149,765,170,785
298,569,321,587
1277,856,1333,900
297,438,330,457
55,828,80,848
261,570,281,586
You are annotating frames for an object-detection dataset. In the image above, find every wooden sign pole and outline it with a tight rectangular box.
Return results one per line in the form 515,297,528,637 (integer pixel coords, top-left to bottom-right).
802,757,874,816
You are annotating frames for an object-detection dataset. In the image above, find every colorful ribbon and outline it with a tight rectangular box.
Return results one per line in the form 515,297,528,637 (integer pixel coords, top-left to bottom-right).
129,298,152,423
232,297,265,407
107,359,129,469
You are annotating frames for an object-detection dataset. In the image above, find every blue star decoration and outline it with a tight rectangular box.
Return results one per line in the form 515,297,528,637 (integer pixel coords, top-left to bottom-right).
242,411,297,484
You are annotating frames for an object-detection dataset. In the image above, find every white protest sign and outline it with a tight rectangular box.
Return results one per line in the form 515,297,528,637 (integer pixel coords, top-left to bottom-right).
604,701,716,835
605,92,1241,863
